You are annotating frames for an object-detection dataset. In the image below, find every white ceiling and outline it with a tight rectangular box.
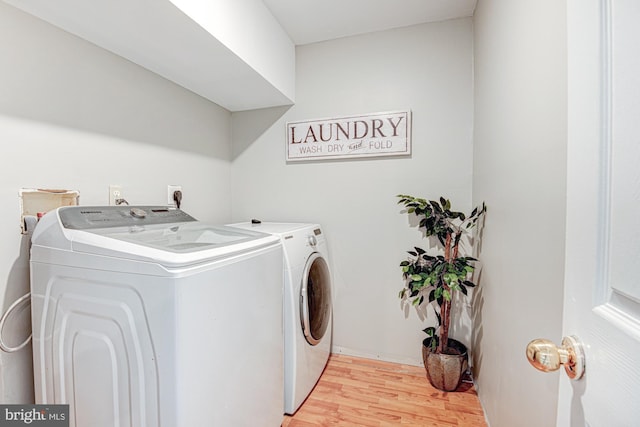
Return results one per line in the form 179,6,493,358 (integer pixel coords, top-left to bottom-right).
262,0,477,45
3,0,478,110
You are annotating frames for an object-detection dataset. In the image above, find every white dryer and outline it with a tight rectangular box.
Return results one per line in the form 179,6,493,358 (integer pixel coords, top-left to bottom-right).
228,221,333,414
30,206,284,427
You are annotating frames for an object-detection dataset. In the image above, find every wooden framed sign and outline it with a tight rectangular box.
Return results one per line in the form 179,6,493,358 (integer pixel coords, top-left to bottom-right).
286,110,411,161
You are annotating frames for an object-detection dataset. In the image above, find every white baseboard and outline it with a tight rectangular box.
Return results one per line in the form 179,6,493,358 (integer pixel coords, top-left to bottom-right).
331,345,423,367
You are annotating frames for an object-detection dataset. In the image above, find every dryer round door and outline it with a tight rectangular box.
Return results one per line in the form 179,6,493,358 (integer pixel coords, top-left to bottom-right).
300,252,332,346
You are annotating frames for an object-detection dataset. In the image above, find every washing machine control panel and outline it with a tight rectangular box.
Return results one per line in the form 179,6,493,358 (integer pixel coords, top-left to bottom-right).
59,206,197,229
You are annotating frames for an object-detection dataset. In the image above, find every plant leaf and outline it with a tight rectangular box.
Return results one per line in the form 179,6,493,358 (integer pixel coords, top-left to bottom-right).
422,327,436,337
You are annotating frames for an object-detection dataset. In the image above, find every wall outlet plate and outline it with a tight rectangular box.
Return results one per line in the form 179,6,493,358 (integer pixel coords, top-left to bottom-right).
167,185,182,206
109,185,122,206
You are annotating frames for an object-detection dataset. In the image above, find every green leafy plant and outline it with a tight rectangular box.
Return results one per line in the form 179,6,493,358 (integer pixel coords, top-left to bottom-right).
397,195,486,354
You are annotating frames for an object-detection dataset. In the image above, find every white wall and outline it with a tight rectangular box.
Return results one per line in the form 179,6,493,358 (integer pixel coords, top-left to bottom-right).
231,19,474,365
168,0,296,103
472,0,567,426
0,3,232,402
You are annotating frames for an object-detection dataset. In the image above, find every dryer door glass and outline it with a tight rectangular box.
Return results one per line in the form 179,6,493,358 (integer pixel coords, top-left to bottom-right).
300,253,332,346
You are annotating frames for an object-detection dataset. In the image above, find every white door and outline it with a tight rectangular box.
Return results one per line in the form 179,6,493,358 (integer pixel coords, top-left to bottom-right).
558,0,640,425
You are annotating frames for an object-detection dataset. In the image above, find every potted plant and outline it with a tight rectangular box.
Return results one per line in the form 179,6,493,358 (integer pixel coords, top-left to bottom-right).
397,194,486,391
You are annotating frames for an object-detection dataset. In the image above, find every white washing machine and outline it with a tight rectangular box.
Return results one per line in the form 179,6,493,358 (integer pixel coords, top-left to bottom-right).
30,206,284,427
228,221,332,414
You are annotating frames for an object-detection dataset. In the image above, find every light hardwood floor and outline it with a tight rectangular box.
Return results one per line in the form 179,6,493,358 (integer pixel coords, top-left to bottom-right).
281,354,487,427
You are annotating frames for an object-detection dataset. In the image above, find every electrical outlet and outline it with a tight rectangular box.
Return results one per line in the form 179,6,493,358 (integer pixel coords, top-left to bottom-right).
167,185,182,206
109,185,122,206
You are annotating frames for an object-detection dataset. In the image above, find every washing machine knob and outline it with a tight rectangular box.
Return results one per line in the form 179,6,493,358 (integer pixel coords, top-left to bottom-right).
130,208,147,218
307,235,317,247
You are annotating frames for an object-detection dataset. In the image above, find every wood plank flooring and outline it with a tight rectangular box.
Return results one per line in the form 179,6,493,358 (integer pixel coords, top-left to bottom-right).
282,354,487,427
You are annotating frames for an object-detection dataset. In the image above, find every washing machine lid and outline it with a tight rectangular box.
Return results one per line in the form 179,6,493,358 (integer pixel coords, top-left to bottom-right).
32,206,279,268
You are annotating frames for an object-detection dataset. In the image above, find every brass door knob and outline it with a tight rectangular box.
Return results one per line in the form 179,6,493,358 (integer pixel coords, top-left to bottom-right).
526,335,585,380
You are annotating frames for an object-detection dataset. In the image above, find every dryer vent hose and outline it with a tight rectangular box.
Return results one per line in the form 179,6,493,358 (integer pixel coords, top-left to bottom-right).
0,292,32,353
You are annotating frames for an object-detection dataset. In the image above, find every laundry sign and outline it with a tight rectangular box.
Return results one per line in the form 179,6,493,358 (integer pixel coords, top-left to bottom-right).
286,110,411,161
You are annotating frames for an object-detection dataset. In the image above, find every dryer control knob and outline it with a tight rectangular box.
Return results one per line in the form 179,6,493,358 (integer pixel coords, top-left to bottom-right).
308,235,317,246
